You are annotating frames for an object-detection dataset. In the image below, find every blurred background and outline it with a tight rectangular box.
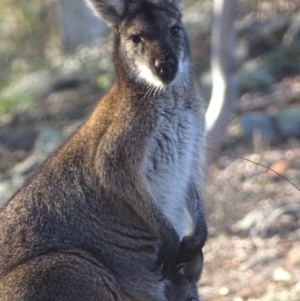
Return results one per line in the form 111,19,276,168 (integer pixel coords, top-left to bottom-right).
0,0,299,300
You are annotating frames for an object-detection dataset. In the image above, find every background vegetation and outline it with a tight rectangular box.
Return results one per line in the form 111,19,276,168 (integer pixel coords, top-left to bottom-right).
0,1,300,300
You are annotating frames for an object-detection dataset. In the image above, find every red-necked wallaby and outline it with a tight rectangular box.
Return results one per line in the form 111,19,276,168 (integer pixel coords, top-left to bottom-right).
0,0,207,300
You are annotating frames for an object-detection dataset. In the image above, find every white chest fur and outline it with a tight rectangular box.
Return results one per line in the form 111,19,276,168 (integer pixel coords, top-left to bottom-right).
143,103,199,238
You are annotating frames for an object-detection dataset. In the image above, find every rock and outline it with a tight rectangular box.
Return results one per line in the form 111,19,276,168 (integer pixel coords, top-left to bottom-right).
0,128,37,151
240,251,281,272
0,128,65,207
0,70,52,114
240,107,300,142
239,15,291,59
233,203,300,239
34,128,65,159
267,159,289,178
274,107,300,138
250,284,300,301
238,58,277,92
8,127,65,178
272,267,292,282
219,287,230,296
232,209,265,235
0,37,114,115
283,11,300,49
240,112,277,141
0,176,24,208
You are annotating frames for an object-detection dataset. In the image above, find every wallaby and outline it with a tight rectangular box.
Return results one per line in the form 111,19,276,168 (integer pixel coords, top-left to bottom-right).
0,0,207,300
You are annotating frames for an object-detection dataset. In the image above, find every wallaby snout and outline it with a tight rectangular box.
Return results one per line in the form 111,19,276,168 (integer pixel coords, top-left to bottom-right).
154,57,177,84
136,37,180,87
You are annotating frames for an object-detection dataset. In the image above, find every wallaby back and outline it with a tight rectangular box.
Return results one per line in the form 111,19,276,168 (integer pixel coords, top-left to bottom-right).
0,0,207,300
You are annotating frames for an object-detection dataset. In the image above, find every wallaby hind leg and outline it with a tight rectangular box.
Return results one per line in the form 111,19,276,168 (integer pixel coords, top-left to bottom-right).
0,253,127,301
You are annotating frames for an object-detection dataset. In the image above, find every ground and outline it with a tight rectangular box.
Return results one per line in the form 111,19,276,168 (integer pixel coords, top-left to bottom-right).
201,141,300,301
200,76,300,301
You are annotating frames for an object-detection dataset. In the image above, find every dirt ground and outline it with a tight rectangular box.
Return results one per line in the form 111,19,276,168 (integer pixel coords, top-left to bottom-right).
197,73,300,300
201,142,300,301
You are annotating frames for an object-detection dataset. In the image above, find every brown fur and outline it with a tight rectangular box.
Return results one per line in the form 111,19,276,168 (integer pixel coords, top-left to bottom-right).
0,0,207,300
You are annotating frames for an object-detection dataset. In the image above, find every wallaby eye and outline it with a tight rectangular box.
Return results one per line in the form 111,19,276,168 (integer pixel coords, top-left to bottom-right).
130,35,141,44
170,25,181,37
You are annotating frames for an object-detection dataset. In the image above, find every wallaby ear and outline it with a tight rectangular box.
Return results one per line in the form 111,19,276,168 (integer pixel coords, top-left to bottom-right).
85,0,125,26
182,251,203,284
166,0,184,10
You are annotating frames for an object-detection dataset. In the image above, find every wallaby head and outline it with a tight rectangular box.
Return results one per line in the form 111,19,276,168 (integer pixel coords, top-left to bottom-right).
87,0,190,91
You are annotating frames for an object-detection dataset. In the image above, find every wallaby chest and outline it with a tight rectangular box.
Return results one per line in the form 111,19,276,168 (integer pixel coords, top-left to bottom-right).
143,100,198,237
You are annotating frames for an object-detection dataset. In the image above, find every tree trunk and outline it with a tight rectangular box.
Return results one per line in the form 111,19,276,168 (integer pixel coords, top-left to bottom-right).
205,0,238,163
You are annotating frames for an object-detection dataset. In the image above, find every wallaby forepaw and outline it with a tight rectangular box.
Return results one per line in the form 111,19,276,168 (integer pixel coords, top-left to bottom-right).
161,258,178,280
156,232,180,279
177,235,204,264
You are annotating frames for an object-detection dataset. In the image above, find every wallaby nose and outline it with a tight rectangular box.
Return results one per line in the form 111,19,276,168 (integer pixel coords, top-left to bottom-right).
154,59,177,84
155,59,175,74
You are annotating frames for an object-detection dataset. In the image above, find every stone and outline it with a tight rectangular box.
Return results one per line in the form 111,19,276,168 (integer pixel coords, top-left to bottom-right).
240,112,277,141
275,107,300,138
